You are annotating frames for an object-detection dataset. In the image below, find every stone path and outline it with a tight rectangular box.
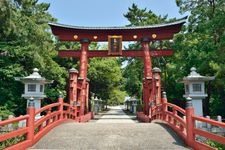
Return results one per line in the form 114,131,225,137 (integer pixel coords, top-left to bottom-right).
30,106,189,150
93,105,138,123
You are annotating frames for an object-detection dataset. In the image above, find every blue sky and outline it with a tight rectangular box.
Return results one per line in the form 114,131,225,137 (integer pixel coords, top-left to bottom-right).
39,0,186,26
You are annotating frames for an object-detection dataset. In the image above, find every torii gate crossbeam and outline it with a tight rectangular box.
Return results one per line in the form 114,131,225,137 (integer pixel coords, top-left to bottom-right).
58,49,173,58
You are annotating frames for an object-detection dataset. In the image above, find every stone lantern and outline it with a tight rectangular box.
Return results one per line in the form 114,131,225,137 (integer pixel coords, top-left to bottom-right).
181,67,214,116
90,93,95,112
124,96,130,110
15,68,53,111
130,97,137,114
99,98,103,111
94,97,99,114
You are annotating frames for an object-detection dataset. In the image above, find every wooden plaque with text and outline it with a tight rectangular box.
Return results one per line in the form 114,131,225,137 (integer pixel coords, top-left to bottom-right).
108,35,122,55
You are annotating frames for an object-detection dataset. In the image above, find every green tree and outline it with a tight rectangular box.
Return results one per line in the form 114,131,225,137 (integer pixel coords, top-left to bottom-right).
124,3,167,26
0,0,67,115
88,57,126,106
175,0,225,115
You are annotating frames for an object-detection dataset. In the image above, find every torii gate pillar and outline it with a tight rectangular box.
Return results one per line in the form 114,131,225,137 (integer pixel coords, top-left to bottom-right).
79,38,90,115
141,38,152,115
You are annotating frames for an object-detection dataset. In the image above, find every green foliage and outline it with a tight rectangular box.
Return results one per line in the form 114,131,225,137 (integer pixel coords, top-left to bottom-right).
124,3,168,26
123,58,143,98
0,0,67,116
0,134,26,150
206,140,225,150
108,89,127,105
88,57,126,106
210,95,225,117
0,106,14,120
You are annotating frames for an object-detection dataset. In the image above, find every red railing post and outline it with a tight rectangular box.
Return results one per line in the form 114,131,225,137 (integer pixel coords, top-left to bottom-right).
58,95,64,120
173,107,177,126
152,67,161,105
27,98,35,146
185,97,195,147
44,108,51,126
161,92,168,121
69,68,78,106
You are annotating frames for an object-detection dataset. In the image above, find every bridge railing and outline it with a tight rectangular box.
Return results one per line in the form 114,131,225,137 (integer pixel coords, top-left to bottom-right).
152,102,187,142
191,116,225,149
0,96,84,150
150,93,225,150
0,115,30,150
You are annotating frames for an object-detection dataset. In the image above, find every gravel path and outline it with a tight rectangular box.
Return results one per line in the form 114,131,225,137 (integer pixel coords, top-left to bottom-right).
30,106,189,150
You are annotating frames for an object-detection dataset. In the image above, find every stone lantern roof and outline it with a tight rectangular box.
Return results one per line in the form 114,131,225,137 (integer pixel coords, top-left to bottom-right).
181,67,215,83
15,68,53,83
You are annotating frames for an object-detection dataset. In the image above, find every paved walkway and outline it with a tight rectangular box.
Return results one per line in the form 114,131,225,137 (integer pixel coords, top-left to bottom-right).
30,106,189,150
92,105,138,123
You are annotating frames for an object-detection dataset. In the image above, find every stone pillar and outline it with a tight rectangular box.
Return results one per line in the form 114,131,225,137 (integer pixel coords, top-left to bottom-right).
7,115,14,131
99,99,102,111
141,37,152,115
90,94,95,112
130,100,133,113
217,116,222,122
192,100,203,116
132,100,137,114
79,38,90,115
206,116,211,129
94,97,99,114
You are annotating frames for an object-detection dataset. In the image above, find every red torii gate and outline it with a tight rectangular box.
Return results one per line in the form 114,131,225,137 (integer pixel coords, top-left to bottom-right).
49,18,186,116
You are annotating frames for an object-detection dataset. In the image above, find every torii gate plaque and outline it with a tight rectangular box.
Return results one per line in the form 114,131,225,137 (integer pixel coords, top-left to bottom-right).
108,35,122,55
49,17,186,116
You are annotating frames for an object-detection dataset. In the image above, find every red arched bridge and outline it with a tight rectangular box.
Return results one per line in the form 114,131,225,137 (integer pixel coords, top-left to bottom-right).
1,18,225,150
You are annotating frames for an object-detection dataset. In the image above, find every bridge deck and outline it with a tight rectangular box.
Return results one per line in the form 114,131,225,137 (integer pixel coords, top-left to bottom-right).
30,106,189,149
